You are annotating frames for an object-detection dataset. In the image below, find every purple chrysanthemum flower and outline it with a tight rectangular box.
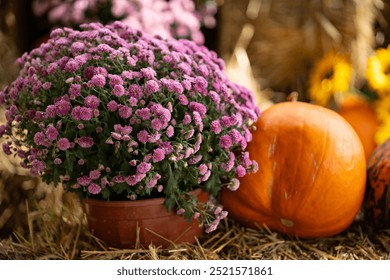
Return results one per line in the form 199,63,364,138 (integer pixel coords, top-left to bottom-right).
57,138,71,151
111,132,121,140
76,136,94,148
71,106,82,121
236,165,246,177
209,91,220,104
84,95,100,109
135,108,151,120
252,161,259,173
227,178,240,191
219,134,232,149
178,94,189,105
176,208,185,215
42,82,51,90
141,67,156,79
189,101,207,117
69,83,81,98
89,74,106,88
31,159,45,174
158,141,174,155
230,129,242,143
182,113,192,125
125,175,138,186
112,176,126,183
128,84,143,99
136,162,152,174
88,183,101,195
47,62,58,74
89,170,101,180
166,125,174,137
147,178,158,188
2,143,11,155
241,152,251,168
194,134,202,153
193,111,203,131
93,67,108,77
189,155,202,165
118,105,132,119
34,132,46,146
107,100,118,112
70,41,85,52
193,76,208,94
64,59,79,73
184,127,194,139
199,163,208,175
201,170,211,182
137,130,149,143
80,107,93,121
221,115,237,127
178,62,192,75
211,120,222,134
129,97,138,107
145,80,159,94
152,148,165,162
45,125,59,141
55,99,71,115
222,152,235,172
112,84,125,97
151,118,164,131
45,105,56,118
108,74,123,87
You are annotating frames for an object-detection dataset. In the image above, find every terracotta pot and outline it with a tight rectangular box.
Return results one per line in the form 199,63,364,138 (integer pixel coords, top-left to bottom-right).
82,188,208,248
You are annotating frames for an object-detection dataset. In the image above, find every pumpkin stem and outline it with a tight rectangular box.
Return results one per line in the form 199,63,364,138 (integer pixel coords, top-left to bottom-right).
287,91,299,102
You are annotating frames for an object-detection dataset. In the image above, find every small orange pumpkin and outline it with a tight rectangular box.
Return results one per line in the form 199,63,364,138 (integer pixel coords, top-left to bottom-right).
338,95,379,161
221,102,366,238
366,138,390,228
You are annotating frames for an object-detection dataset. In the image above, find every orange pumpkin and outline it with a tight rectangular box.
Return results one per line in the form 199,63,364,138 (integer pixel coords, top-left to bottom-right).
221,102,366,238
338,95,379,161
366,138,390,228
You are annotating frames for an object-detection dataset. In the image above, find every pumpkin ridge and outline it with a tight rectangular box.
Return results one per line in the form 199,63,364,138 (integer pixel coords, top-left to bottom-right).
279,108,330,228
280,109,309,225
267,110,296,224
297,113,330,219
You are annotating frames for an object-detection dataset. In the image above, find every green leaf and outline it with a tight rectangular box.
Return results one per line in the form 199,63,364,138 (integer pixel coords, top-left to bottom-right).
112,183,128,195
65,152,74,173
165,163,177,196
204,172,221,197
164,196,176,211
100,188,111,200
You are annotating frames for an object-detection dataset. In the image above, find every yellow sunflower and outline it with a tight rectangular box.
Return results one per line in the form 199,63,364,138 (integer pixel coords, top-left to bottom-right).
366,45,390,97
375,96,390,144
309,51,352,106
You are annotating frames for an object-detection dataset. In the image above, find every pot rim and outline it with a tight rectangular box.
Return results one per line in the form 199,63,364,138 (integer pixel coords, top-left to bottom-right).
82,188,204,207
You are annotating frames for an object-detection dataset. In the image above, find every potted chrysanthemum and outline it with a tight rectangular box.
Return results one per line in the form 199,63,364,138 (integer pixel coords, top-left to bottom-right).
0,21,259,248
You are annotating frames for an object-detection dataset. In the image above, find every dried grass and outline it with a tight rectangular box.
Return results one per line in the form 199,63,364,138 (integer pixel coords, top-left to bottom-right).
0,196,389,260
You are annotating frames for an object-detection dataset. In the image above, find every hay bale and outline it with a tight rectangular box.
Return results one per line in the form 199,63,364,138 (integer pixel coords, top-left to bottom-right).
219,0,381,99
376,0,390,47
